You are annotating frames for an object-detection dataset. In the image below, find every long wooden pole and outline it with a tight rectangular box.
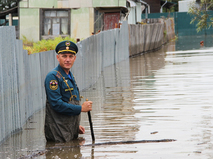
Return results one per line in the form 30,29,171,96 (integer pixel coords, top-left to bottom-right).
86,99,95,141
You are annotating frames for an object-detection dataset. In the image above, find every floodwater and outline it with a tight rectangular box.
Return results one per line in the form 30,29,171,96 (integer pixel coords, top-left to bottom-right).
1,35,213,159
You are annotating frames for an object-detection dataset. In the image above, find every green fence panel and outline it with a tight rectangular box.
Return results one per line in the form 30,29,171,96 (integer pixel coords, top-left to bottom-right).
142,11,213,36
0,19,18,26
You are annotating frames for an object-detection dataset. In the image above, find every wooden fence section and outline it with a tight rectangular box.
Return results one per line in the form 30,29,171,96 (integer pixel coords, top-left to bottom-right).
129,18,175,57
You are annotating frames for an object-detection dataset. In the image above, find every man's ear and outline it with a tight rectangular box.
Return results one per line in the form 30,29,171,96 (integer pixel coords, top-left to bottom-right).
56,54,59,61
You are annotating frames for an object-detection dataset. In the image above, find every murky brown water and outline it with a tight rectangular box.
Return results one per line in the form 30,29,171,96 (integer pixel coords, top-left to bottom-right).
1,40,213,159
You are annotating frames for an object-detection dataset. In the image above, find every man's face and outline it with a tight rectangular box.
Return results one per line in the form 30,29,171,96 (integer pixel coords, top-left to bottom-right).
57,53,76,72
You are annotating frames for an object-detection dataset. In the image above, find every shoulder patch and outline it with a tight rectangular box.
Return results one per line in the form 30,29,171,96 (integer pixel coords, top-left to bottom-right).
49,80,58,90
56,72,61,79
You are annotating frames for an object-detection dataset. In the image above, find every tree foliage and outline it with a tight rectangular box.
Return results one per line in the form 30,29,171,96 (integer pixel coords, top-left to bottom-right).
162,0,180,12
169,0,180,12
188,0,213,32
0,0,20,12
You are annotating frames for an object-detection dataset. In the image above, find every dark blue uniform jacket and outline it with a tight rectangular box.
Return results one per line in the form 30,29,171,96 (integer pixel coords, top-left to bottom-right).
44,64,81,116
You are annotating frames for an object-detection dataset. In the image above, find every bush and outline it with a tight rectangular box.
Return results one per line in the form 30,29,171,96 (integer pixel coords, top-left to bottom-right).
22,36,76,54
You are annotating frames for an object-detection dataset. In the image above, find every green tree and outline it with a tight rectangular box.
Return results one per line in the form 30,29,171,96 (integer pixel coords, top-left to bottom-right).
188,0,213,32
169,0,180,12
0,0,20,12
162,0,180,12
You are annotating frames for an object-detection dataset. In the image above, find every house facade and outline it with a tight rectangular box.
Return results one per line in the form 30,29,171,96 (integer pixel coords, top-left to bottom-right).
126,0,142,24
126,0,177,24
19,0,128,41
178,0,195,12
142,0,161,13
3,0,177,41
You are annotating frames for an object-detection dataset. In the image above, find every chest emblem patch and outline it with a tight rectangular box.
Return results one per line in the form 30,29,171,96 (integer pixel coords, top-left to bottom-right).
49,80,58,90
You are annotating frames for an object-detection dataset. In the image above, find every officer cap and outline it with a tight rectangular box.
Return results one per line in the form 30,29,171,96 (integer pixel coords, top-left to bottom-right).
55,40,78,54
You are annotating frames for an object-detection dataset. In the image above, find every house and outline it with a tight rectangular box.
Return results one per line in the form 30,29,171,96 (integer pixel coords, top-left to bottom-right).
127,0,176,24
21,0,176,42
0,6,18,26
127,0,146,24
19,0,130,42
0,0,19,26
142,0,176,13
0,5,19,38
2,0,176,42
178,0,195,12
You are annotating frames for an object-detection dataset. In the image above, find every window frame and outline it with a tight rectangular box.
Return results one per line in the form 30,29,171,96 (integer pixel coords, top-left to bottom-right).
94,9,104,34
40,8,71,40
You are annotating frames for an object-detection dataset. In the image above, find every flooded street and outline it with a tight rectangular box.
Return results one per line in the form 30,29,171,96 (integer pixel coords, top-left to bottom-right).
1,36,213,159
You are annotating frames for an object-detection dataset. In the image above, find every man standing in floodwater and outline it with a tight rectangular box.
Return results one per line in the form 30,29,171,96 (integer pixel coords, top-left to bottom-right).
44,40,93,142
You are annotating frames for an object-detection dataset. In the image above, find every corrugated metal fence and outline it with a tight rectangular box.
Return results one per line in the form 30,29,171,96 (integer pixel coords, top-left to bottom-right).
0,18,174,144
0,21,129,144
129,18,175,56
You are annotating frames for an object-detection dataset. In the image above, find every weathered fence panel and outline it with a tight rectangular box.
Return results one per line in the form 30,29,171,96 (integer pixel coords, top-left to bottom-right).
0,21,129,144
129,18,175,56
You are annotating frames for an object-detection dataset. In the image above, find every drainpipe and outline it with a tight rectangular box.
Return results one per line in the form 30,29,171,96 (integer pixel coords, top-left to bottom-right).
160,0,167,13
139,0,150,13
9,13,12,26
123,9,130,21
138,0,150,19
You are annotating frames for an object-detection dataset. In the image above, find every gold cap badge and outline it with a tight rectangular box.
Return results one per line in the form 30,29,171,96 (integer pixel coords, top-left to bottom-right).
65,41,70,50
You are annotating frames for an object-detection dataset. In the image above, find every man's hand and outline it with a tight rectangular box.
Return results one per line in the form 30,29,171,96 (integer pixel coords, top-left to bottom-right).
81,100,92,112
79,125,85,134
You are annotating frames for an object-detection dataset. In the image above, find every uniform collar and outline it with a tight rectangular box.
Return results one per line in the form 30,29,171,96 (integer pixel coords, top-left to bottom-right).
57,64,70,78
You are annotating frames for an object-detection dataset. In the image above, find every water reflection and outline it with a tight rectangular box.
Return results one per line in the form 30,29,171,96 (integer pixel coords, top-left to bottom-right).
80,59,141,143
176,35,213,50
45,139,85,159
0,110,46,159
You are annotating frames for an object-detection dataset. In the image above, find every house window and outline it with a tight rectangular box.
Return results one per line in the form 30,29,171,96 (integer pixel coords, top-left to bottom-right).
41,9,70,39
94,9,104,34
